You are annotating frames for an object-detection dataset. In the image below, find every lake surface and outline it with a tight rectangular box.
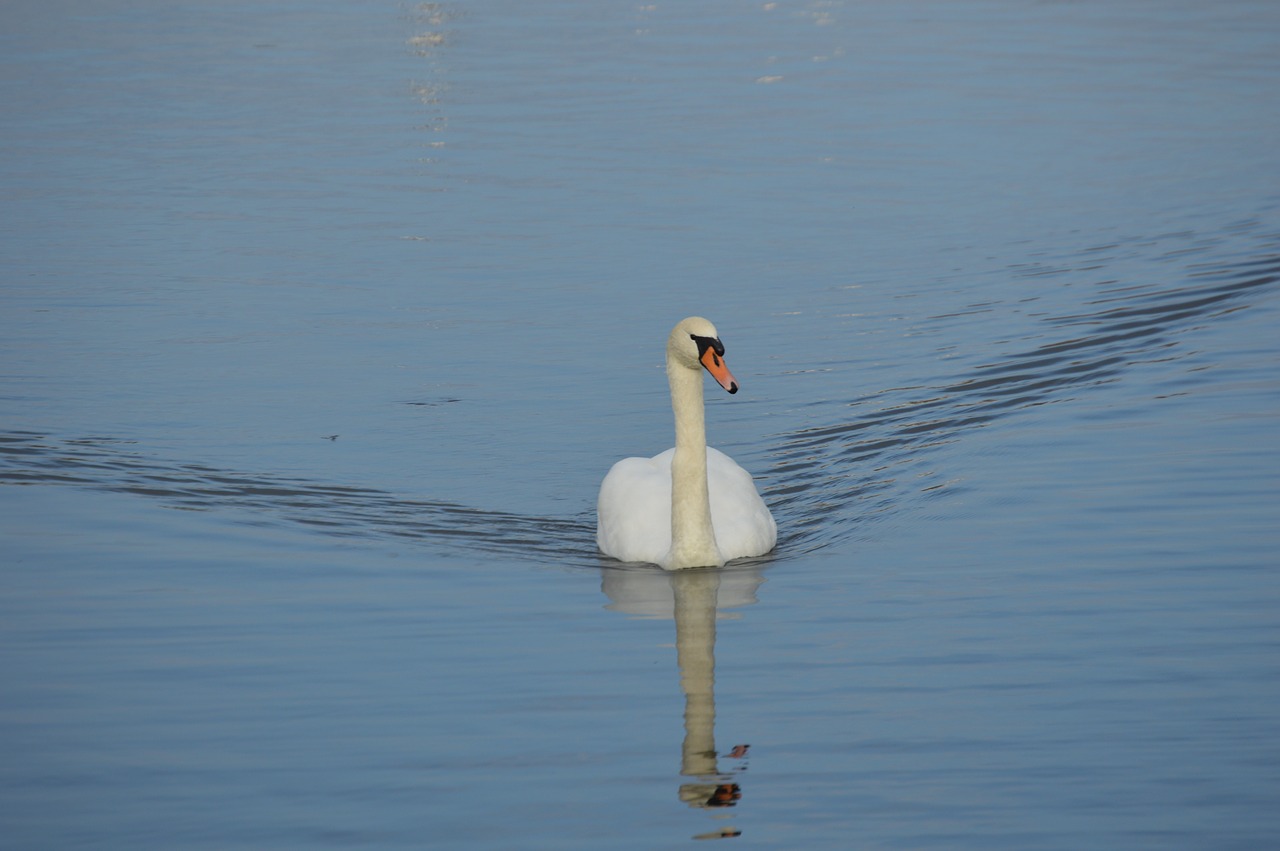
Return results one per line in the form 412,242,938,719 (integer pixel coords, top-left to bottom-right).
2,0,1279,847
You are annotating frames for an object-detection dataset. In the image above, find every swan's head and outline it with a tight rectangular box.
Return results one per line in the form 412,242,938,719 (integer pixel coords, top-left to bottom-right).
668,316,738,394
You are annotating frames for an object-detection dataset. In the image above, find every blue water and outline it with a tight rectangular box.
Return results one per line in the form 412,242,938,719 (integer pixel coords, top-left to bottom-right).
2,1,1279,847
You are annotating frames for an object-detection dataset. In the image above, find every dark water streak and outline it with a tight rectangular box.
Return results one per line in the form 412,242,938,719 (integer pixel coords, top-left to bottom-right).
0,433,596,563
3,223,1277,565
760,221,1279,549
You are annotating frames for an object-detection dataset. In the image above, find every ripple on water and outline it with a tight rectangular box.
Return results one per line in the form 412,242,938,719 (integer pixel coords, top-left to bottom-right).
3,223,1276,567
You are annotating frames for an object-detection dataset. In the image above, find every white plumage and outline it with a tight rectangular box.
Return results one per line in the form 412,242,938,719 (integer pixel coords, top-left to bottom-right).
596,317,776,570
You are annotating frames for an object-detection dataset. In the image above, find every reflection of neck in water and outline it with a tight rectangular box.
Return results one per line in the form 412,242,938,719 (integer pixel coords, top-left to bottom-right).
674,569,719,779
671,570,743,812
599,563,762,827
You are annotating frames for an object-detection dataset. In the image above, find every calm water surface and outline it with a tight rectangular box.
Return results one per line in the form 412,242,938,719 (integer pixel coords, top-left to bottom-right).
2,1,1278,848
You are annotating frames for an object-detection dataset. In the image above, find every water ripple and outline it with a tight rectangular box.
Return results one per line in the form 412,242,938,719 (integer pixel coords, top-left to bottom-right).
0,432,597,565
2,224,1276,565
759,222,1280,552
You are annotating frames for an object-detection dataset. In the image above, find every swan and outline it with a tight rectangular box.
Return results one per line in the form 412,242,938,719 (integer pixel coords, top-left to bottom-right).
597,317,776,570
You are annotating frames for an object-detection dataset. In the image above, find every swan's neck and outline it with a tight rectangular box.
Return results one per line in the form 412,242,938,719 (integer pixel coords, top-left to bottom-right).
667,353,722,569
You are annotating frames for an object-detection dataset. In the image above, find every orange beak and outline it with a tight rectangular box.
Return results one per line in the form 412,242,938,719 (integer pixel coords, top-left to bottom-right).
700,345,739,394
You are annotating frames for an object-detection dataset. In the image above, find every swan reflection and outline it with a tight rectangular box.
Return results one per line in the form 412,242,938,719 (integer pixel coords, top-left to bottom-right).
601,562,765,838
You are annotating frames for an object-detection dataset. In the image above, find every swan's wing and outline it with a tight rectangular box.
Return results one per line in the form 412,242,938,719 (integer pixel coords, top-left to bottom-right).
596,449,675,564
707,447,777,561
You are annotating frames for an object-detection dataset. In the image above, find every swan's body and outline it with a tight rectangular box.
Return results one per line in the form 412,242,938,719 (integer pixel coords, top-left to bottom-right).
597,317,776,570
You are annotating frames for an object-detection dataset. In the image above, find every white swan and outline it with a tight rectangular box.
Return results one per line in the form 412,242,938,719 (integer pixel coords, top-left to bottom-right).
597,317,776,570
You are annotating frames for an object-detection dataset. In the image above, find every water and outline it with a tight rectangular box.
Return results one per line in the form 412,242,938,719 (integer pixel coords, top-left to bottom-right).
2,0,1278,847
